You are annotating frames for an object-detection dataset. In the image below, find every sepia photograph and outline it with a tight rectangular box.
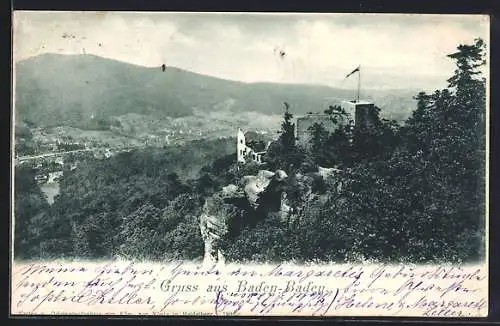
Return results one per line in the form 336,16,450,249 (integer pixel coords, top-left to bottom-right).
10,11,489,316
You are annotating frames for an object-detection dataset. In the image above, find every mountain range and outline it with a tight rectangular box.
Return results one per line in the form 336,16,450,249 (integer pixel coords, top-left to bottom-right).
14,53,420,130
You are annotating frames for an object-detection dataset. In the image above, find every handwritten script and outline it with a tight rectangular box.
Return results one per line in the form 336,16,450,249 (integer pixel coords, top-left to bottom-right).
11,261,487,317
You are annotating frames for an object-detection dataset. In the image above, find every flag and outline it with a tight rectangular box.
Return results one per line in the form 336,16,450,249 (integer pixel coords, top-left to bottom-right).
345,66,360,79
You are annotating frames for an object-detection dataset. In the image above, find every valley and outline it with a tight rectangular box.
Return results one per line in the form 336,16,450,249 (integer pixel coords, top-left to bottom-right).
14,53,417,132
13,53,420,207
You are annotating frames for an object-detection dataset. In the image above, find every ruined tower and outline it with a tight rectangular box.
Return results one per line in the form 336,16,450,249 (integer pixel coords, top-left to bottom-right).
340,100,378,131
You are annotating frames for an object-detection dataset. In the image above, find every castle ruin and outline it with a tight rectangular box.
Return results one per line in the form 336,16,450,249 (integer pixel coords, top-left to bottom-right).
295,100,378,148
341,100,378,130
237,100,379,163
295,113,339,148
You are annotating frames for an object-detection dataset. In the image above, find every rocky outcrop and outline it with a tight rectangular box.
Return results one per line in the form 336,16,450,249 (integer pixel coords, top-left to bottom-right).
199,169,288,266
199,184,246,266
198,166,344,266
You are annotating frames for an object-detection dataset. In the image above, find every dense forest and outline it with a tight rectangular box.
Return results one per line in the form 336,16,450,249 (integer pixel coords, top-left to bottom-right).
14,39,487,264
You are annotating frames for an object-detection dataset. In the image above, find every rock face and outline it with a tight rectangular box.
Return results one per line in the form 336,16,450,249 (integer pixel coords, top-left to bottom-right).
199,169,288,266
241,169,288,210
198,166,344,266
199,184,247,266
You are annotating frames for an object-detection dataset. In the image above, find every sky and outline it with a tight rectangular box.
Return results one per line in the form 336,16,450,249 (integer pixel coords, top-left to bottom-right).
13,11,489,91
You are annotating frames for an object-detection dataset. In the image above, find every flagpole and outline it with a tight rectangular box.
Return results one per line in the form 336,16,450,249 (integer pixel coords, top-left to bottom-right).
357,65,361,103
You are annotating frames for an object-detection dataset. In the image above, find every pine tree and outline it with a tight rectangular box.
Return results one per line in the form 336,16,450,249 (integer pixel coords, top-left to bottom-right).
447,38,486,105
447,38,487,144
308,122,330,166
266,102,306,172
397,38,487,261
280,102,296,151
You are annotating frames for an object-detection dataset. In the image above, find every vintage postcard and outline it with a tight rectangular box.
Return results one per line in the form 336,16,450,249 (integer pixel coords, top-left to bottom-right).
10,11,489,317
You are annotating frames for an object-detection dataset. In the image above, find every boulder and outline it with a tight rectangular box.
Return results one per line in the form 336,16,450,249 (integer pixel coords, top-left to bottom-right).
240,169,287,209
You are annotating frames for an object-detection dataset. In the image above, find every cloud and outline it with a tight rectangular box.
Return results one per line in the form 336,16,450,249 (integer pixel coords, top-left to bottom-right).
13,12,489,90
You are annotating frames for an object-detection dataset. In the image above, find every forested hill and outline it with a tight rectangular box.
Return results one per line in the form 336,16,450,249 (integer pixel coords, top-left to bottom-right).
15,54,193,128
15,53,417,129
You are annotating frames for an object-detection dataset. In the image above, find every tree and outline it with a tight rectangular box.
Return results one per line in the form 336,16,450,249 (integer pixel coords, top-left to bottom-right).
308,122,330,166
324,105,350,125
317,105,357,167
280,102,296,151
372,38,487,262
447,38,486,103
13,166,53,259
326,125,355,167
266,102,305,173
